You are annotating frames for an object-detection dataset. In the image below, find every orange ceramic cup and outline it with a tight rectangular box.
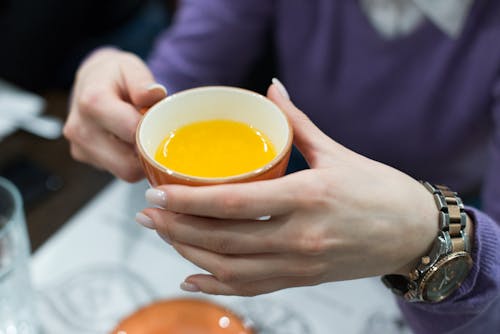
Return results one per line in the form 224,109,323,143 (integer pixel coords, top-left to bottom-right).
111,298,254,334
136,86,293,186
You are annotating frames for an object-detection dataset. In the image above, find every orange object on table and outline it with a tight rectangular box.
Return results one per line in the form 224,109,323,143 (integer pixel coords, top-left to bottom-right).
111,298,254,334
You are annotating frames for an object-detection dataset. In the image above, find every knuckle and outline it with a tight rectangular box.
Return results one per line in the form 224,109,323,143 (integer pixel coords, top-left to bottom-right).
76,126,92,143
163,220,180,242
78,89,103,115
293,172,335,211
122,51,142,63
63,122,76,140
115,166,143,183
214,264,238,283
63,114,93,144
158,231,172,245
69,144,85,162
262,236,280,252
220,194,246,217
297,229,328,255
212,236,233,254
301,182,333,211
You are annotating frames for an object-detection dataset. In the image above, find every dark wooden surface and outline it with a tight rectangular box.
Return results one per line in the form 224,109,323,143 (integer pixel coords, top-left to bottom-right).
0,91,113,251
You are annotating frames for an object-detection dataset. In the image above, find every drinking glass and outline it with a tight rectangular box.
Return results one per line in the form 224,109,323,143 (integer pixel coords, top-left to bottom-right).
0,177,38,334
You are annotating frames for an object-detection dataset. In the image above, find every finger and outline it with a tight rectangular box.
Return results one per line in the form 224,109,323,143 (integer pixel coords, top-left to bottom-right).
172,242,318,284
73,128,144,182
65,103,141,177
143,208,290,254
267,81,348,167
78,92,142,144
183,274,319,296
118,53,167,108
149,176,300,219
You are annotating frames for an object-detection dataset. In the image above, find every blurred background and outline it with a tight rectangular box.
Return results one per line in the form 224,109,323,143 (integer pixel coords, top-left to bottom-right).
0,0,176,250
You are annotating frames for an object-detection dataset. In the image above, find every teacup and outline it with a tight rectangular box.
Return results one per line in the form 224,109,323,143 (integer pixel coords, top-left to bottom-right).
136,86,293,186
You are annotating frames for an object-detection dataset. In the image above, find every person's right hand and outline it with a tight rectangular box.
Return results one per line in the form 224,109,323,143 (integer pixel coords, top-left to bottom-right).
64,48,167,182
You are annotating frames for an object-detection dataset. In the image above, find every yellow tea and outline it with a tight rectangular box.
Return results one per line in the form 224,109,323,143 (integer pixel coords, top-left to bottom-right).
154,119,277,178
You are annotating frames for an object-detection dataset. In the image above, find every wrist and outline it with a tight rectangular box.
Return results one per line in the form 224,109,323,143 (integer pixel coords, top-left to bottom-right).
394,213,475,277
383,182,474,303
393,182,439,276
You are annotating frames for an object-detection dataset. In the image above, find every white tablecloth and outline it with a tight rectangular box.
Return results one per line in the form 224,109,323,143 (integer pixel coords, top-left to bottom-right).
31,180,410,334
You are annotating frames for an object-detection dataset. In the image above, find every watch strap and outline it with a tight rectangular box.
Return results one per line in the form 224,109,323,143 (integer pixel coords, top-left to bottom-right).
421,182,470,253
382,182,471,302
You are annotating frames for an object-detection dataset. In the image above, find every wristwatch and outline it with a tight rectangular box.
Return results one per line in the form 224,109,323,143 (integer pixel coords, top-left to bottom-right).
382,182,473,303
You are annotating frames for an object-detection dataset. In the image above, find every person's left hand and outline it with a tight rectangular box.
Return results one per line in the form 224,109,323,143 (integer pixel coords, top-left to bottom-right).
136,81,439,296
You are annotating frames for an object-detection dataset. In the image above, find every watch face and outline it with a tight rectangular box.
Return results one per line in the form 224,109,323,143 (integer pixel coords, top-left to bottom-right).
421,252,473,303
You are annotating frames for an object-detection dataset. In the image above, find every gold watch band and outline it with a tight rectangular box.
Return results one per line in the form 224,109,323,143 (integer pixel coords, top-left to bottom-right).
382,182,472,302
421,182,470,253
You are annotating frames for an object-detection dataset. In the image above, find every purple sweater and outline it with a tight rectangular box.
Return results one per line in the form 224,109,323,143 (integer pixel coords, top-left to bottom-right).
147,1,500,332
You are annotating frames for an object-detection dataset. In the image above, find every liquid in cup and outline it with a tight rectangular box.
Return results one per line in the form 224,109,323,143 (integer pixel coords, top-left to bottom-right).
136,86,293,186
154,119,277,178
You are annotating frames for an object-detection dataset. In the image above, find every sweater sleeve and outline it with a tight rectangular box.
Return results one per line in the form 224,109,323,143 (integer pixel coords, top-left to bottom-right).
146,0,274,93
397,73,500,333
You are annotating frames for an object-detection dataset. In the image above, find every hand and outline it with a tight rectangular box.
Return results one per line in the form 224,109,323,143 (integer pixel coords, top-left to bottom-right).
64,48,167,182
137,81,439,296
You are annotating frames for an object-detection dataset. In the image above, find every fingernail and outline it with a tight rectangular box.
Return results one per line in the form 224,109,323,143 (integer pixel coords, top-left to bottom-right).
135,212,155,229
180,281,200,292
272,78,290,100
147,83,168,95
146,188,167,208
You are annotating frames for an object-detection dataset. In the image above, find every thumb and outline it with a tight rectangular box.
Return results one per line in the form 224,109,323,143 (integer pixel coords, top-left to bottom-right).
119,53,168,108
267,78,345,167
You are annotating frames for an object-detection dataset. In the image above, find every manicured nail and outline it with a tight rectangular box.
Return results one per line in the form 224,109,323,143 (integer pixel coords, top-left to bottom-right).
180,281,200,292
272,78,290,100
135,212,155,229
146,188,167,208
147,83,168,95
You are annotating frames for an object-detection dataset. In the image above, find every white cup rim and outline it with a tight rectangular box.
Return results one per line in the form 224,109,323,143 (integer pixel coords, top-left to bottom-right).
136,86,293,184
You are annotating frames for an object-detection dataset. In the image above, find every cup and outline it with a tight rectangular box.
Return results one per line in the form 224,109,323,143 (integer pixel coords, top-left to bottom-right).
111,298,254,334
0,177,38,334
136,86,293,186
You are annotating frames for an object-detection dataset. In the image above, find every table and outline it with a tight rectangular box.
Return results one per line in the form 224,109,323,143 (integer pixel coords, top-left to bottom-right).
0,91,113,251
31,179,410,334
